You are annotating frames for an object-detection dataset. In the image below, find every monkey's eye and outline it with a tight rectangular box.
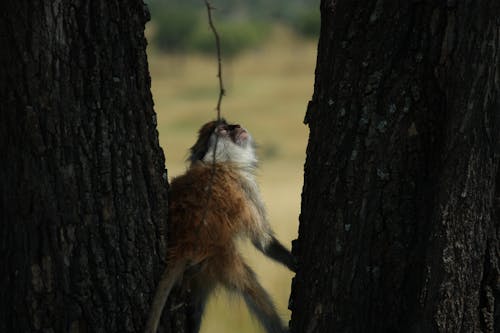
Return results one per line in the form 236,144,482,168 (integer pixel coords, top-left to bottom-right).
216,124,229,135
215,123,240,137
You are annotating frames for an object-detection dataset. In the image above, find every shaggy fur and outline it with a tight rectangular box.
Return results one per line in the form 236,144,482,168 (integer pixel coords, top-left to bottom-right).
144,120,295,333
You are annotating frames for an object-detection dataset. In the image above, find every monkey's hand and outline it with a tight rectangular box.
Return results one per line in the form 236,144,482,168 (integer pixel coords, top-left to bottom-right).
255,237,298,272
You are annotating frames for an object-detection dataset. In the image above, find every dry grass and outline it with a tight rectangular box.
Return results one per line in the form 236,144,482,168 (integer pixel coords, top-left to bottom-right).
148,25,316,332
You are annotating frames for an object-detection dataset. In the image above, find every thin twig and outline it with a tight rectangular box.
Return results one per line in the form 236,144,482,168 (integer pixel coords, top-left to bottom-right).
204,0,225,120
200,0,225,229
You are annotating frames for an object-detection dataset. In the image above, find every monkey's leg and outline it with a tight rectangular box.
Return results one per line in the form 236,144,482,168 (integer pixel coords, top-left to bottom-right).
221,257,288,333
144,259,186,333
185,272,215,333
253,236,297,272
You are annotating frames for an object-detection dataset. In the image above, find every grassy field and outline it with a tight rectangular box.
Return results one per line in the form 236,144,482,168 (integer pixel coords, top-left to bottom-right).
148,26,317,333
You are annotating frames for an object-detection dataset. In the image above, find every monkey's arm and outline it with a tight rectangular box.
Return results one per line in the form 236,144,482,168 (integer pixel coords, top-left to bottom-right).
252,236,297,272
245,193,298,272
238,175,297,272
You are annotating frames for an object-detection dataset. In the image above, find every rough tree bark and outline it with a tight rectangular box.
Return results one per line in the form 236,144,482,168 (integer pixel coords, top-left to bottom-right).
0,1,185,332
290,1,499,332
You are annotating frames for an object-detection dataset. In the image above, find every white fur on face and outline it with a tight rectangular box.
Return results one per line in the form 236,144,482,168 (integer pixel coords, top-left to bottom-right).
203,130,258,171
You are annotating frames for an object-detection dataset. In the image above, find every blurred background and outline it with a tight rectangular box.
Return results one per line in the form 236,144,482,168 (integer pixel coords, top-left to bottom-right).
145,1,319,331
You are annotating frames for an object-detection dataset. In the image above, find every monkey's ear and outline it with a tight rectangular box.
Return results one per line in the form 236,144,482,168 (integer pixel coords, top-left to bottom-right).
188,145,209,163
188,119,228,163
188,134,210,164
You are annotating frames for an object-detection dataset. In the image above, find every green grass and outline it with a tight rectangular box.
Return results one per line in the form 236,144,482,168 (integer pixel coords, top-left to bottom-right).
148,25,316,333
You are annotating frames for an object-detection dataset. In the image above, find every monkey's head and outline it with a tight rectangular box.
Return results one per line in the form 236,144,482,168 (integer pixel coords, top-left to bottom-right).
189,119,257,168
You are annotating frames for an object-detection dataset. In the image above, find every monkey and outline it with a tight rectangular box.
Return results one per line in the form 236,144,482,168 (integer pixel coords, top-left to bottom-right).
144,119,296,333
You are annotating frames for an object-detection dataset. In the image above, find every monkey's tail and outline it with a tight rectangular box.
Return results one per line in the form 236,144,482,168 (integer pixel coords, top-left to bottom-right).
144,259,187,333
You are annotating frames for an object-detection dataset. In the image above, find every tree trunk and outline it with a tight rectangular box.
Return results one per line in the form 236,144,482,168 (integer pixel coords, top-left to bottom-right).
0,1,185,332
290,1,499,332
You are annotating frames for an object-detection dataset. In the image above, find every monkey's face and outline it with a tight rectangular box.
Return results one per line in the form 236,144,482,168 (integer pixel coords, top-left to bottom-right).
189,119,257,167
215,122,250,147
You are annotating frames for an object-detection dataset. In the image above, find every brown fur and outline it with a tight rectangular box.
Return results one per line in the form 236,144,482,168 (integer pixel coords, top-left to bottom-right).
167,162,254,266
144,120,293,333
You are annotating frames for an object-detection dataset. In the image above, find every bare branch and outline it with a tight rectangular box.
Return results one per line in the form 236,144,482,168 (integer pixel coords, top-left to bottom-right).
203,0,225,120
200,0,225,231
